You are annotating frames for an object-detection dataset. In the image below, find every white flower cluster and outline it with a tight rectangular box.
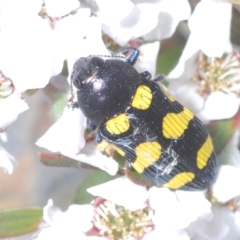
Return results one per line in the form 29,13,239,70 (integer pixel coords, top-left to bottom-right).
1,0,240,239
38,169,240,240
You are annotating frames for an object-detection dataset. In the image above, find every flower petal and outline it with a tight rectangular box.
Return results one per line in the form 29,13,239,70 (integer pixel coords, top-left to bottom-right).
144,0,191,40
188,204,240,240
167,48,199,80
65,142,119,176
134,41,160,77
196,92,240,122
54,8,91,67
67,16,109,80
96,0,134,22
63,204,94,232
0,93,28,128
0,17,59,92
98,1,159,45
149,187,211,230
43,199,64,225
188,0,232,57
36,107,87,155
42,199,94,233
45,0,80,17
212,165,240,203
167,80,205,114
87,176,149,211
143,229,190,240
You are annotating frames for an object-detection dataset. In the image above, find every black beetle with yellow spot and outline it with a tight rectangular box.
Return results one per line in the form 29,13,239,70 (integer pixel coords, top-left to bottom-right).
71,47,216,191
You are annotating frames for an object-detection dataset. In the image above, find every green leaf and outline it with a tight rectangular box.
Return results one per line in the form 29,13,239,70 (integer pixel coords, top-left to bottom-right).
61,60,69,77
42,77,69,121
156,44,185,75
0,208,43,238
73,170,121,204
51,90,68,121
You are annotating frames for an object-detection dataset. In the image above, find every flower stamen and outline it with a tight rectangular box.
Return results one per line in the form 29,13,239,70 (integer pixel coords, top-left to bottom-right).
192,52,240,96
93,200,154,240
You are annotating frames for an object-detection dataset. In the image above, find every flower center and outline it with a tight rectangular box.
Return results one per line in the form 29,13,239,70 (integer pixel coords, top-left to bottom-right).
93,200,154,240
192,52,240,96
0,71,14,98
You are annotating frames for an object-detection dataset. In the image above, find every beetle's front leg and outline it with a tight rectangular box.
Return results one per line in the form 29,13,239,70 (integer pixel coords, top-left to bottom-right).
87,120,97,131
153,74,165,82
68,101,79,109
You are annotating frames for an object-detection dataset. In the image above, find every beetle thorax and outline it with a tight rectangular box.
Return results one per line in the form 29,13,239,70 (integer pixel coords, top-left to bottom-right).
77,60,141,126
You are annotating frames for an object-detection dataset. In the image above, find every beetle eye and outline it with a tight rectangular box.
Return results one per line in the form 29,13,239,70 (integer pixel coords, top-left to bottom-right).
73,77,81,89
89,57,104,68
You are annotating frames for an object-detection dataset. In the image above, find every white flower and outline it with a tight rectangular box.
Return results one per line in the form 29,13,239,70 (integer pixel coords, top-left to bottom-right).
38,199,104,240
188,205,230,240
87,177,212,239
149,187,212,230
96,0,191,46
0,146,18,174
44,0,80,17
169,0,232,78
134,41,161,78
36,14,120,175
66,15,110,76
0,1,61,92
0,1,92,93
188,0,232,58
186,151,240,240
167,0,237,122
0,93,28,128
197,91,240,122
87,176,149,211
36,107,87,155
52,7,92,71
143,0,191,41
143,229,190,240
36,107,118,176
212,165,240,203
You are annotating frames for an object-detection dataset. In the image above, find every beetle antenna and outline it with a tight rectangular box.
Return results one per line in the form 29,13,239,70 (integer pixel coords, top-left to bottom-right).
88,47,140,65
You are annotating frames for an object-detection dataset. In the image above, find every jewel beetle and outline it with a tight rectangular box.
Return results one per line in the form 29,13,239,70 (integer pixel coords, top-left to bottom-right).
71,47,216,191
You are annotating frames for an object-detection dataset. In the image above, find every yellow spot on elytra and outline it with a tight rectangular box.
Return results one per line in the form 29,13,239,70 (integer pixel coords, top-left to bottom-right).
112,145,125,157
131,142,161,174
163,172,195,189
162,108,194,139
161,86,175,102
97,140,125,157
197,136,213,169
106,113,130,135
97,140,118,157
131,85,152,110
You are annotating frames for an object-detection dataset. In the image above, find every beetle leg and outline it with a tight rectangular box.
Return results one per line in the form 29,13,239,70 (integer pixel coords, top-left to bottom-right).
67,101,79,109
153,74,165,82
87,120,97,131
126,161,135,171
96,131,103,143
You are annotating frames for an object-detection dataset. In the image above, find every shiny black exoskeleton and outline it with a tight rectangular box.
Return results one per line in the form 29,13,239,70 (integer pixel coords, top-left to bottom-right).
71,47,216,191
71,48,143,127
